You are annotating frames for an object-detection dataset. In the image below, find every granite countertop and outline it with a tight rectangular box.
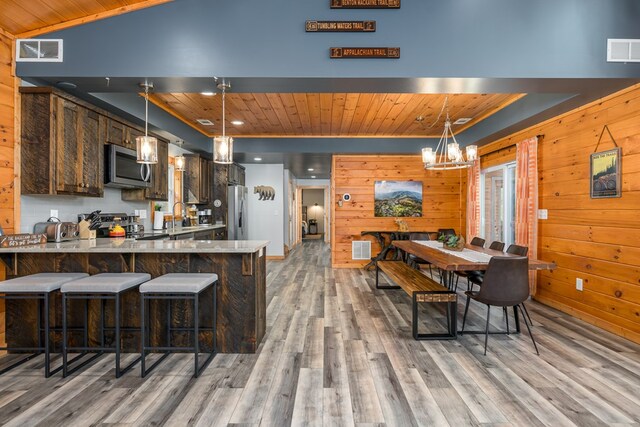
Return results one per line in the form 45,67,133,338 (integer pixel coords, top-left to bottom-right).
139,224,226,239
0,239,269,254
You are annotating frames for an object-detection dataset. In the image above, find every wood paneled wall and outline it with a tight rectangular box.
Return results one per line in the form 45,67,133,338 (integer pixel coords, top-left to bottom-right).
331,154,467,268
480,83,640,344
0,31,16,347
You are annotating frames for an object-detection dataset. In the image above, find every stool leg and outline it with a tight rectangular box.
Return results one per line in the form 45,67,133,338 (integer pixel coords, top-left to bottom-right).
36,297,42,352
193,295,199,377
44,293,50,378
100,299,105,348
62,294,68,378
213,283,217,355
115,294,121,378
140,294,145,378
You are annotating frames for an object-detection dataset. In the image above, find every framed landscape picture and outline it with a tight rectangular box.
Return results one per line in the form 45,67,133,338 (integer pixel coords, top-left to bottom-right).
374,180,422,217
590,147,621,198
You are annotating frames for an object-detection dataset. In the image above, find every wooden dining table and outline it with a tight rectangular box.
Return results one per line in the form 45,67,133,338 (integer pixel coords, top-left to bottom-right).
392,240,556,290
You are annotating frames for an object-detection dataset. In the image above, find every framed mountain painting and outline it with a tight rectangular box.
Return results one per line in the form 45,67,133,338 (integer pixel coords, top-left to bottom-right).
374,180,422,217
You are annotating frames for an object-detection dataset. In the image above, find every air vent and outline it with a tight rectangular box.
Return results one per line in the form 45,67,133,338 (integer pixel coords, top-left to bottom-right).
607,39,640,63
352,240,371,260
196,119,214,126
453,118,472,125
16,39,63,62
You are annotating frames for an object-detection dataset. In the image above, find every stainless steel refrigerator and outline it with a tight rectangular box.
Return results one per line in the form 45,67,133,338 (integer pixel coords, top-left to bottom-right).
227,185,248,240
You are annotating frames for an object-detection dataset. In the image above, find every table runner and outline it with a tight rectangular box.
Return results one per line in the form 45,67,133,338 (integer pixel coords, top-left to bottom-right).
413,240,493,264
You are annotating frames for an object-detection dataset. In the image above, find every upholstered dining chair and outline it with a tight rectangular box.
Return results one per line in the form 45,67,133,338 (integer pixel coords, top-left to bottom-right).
454,237,486,291
460,256,539,355
406,232,435,277
467,242,534,326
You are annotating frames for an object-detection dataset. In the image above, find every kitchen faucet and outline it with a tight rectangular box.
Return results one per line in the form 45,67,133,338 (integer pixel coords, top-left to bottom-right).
172,201,186,231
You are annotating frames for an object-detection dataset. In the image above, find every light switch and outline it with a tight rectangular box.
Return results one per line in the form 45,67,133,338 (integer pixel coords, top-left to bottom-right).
538,209,548,220
50,209,58,219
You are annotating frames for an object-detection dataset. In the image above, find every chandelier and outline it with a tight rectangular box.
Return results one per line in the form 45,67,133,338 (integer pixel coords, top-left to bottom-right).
421,98,477,170
213,81,233,164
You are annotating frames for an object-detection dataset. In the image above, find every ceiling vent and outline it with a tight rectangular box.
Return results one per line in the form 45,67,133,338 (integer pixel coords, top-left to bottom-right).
196,119,215,126
16,39,63,62
352,240,371,260
607,39,640,63
453,118,472,125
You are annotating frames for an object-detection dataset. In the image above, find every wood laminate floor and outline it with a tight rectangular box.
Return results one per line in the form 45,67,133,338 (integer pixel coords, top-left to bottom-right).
1,240,639,426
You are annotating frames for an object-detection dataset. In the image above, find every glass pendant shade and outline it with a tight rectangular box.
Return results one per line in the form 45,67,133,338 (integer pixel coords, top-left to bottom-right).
422,147,435,165
466,145,478,161
175,155,186,172
136,135,158,164
213,135,233,164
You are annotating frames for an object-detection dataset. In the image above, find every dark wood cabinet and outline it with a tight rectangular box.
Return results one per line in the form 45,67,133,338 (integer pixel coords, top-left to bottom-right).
228,163,245,186
184,154,212,204
106,119,146,150
21,88,104,197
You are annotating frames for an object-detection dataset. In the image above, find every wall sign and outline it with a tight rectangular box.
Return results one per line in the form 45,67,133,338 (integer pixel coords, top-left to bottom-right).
330,47,400,58
306,20,376,32
331,0,400,9
590,125,622,199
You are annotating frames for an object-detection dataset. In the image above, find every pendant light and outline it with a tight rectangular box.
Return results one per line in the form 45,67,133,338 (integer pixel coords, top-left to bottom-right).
136,82,158,165
422,96,477,170
213,82,233,164
175,155,186,172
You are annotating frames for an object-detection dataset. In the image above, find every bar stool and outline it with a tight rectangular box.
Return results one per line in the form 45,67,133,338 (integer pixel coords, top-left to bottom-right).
139,273,218,378
61,272,150,378
0,272,88,377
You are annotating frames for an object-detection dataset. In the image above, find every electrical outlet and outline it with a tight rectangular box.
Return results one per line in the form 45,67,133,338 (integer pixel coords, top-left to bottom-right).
139,210,147,219
576,278,583,291
538,209,548,220
50,209,58,219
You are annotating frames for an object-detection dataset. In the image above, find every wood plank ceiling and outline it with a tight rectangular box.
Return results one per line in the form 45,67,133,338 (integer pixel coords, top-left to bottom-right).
149,92,524,138
0,0,172,37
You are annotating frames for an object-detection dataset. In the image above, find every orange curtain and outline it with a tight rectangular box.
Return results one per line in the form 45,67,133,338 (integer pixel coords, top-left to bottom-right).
515,137,539,294
466,159,481,240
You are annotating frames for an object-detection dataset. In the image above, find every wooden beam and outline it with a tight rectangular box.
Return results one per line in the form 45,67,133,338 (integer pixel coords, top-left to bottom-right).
16,0,174,38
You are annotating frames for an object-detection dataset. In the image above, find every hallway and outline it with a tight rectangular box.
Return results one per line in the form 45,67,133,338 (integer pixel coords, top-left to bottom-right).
1,240,639,425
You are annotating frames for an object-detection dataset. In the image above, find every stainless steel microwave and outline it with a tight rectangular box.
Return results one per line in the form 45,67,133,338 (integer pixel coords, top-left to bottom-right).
104,144,152,188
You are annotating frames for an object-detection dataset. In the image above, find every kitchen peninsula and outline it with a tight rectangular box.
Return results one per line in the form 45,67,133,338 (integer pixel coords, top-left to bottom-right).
0,239,268,354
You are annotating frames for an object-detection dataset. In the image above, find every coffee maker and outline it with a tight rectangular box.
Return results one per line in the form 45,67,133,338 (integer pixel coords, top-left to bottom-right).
198,209,212,225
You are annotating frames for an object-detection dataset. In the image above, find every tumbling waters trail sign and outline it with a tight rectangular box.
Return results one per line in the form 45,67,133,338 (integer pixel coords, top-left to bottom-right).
306,20,376,32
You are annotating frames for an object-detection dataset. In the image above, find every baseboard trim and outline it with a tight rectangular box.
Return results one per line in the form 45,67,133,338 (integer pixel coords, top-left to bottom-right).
266,255,286,261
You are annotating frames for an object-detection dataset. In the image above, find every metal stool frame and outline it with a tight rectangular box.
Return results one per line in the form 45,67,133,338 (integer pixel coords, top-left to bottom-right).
62,288,141,378
140,281,217,378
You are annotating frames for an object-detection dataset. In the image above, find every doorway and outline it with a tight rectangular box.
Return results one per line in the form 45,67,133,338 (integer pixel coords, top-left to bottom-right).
297,186,330,245
480,162,516,246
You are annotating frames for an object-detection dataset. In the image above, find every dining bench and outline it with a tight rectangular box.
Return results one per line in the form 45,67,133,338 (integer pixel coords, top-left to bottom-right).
376,260,457,340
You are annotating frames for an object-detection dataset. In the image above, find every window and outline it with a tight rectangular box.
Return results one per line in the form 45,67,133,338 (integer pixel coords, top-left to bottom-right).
480,162,516,247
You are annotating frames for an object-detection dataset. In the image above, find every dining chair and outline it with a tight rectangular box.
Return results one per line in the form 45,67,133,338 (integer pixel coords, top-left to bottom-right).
437,228,456,239
406,232,435,278
506,244,528,256
454,237,485,290
460,256,539,355
489,241,506,251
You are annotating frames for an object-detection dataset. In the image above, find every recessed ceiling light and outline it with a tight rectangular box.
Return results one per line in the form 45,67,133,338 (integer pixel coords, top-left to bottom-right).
311,175,316,179
254,157,262,161
231,120,244,126
453,118,472,125
196,119,214,126
308,168,314,171
201,91,215,96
